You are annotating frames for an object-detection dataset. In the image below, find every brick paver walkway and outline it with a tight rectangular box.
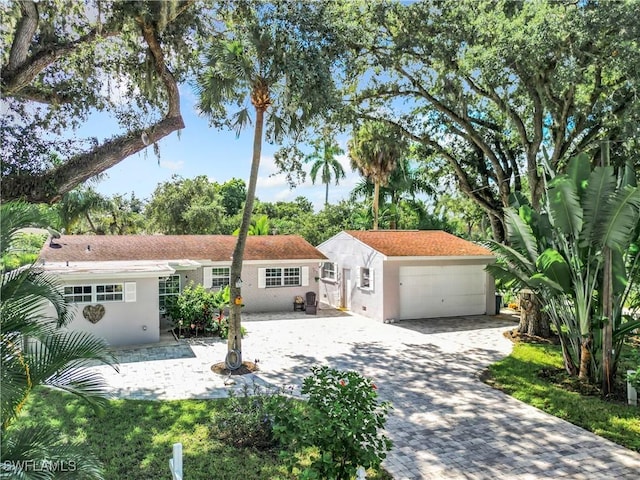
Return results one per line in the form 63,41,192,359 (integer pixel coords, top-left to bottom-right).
91,310,640,479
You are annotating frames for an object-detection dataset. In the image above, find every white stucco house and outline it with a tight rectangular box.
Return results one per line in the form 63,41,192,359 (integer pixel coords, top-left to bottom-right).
316,230,497,322
39,235,327,346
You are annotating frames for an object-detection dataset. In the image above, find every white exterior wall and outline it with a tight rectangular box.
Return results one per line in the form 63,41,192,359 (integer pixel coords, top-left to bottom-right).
200,261,320,313
49,276,160,346
317,232,385,321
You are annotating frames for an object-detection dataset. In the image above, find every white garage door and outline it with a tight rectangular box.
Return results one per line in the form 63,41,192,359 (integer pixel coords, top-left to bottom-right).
399,265,487,319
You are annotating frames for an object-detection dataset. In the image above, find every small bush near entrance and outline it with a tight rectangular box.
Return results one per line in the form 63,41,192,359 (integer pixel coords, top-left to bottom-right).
167,284,245,340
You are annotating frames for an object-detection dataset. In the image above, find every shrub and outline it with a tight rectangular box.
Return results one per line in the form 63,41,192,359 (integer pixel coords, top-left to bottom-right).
212,383,287,450
272,366,392,480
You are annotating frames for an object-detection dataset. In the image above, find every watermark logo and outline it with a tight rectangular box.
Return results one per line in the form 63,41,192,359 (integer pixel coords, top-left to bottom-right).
2,459,77,472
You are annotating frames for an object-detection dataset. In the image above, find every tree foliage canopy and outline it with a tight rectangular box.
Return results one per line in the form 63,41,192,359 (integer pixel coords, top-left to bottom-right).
339,0,640,241
1,0,211,203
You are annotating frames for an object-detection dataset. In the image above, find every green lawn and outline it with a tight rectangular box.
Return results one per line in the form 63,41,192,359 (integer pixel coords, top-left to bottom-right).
486,342,640,452
14,390,391,480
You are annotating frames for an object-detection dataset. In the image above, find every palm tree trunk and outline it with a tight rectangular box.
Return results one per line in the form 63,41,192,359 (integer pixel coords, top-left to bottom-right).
228,107,265,366
578,336,592,381
325,181,329,206
373,181,380,230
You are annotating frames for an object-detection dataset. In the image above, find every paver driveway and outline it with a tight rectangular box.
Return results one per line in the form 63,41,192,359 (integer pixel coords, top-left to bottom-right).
93,312,640,479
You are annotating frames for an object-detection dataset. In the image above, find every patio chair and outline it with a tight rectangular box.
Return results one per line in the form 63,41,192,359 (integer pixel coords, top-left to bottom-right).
305,291,317,315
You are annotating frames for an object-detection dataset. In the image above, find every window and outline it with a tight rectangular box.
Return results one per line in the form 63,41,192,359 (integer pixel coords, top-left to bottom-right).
159,275,181,313
210,267,230,289
64,285,92,303
63,283,135,304
321,262,336,281
259,267,308,288
265,268,283,287
283,267,301,286
96,284,124,302
360,267,371,289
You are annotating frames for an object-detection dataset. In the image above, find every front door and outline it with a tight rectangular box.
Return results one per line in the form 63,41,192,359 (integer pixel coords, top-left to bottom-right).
341,268,351,310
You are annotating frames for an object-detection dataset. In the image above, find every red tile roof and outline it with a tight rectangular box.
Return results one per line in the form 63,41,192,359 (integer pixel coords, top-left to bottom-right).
39,235,327,262
345,230,492,257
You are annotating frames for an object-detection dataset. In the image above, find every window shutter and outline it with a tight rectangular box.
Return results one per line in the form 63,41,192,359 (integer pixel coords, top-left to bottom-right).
301,266,309,286
203,267,212,288
258,268,266,289
333,263,338,279
357,268,361,287
124,282,136,302
369,269,375,291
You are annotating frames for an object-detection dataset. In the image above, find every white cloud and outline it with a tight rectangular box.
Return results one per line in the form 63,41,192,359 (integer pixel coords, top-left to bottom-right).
160,159,184,171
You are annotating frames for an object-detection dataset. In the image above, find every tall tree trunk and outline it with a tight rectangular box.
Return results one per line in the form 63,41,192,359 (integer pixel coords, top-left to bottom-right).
389,193,398,229
373,181,380,230
227,107,264,368
578,336,592,381
518,290,550,338
325,181,329,206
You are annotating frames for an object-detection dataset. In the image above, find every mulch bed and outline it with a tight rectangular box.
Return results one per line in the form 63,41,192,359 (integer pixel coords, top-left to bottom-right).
211,361,259,376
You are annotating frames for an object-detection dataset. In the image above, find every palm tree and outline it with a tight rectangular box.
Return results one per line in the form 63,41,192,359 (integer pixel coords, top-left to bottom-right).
1,202,118,479
348,122,408,230
350,159,433,229
55,187,108,234
195,4,339,368
306,135,346,205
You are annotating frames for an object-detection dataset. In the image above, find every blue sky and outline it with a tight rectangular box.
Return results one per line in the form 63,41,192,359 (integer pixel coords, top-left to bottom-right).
90,85,360,211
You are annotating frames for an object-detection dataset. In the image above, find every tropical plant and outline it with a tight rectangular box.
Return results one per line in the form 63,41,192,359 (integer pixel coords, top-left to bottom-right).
348,121,408,230
195,1,340,367
0,201,118,479
486,154,640,385
233,215,271,236
351,158,432,229
54,186,109,234
306,134,346,205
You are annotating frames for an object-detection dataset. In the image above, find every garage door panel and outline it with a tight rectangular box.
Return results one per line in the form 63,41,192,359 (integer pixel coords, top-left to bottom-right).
399,265,487,319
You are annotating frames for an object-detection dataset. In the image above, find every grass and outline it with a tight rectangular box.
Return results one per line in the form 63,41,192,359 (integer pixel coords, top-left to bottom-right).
14,390,392,480
486,342,640,452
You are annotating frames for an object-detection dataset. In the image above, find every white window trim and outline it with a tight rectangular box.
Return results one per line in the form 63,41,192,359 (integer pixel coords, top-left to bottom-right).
258,266,307,288
159,275,180,312
203,266,231,289
64,283,130,303
358,267,374,291
320,262,338,282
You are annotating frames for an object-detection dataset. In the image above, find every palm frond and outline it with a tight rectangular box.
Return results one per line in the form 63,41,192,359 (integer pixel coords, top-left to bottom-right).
1,424,105,480
598,185,640,252
485,240,535,277
535,249,571,294
503,209,540,264
580,165,617,248
547,176,583,238
0,202,47,256
27,331,118,402
565,153,591,195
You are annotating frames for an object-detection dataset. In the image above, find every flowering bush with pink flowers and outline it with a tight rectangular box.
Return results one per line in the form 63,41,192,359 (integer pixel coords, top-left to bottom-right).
271,366,392,479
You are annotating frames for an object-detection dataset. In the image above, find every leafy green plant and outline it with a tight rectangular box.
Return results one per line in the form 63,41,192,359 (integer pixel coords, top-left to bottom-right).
272,366,392,480
487,154,640,384
212,383,288,450
167,282,217,336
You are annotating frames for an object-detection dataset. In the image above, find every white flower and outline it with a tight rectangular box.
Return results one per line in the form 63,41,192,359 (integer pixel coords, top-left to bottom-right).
356,466,367,480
